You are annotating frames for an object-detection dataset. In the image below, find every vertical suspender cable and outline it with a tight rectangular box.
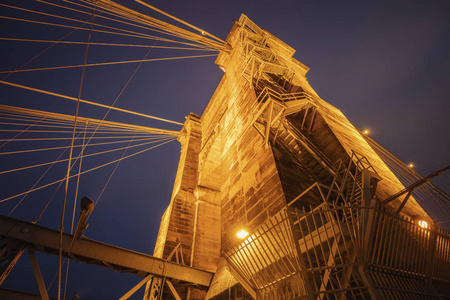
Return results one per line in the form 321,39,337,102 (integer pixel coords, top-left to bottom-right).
63,120,88,300
61,39,155,299
58,3,98,300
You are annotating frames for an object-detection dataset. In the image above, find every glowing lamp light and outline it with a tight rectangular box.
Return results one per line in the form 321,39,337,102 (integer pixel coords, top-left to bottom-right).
418,220,428,229
409,163,414,168
237,229,249,239
363,130,369,135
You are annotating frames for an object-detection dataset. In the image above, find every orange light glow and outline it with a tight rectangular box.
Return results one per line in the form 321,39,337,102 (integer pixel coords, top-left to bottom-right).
237,229,249,239
418,220,428,229
363,130,369,135
409,163,414,168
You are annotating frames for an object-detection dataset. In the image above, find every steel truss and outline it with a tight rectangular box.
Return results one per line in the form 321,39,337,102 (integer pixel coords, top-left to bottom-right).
0,215,213,299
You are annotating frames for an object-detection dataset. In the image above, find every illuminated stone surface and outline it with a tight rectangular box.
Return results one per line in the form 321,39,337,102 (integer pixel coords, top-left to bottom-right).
150,14,444,300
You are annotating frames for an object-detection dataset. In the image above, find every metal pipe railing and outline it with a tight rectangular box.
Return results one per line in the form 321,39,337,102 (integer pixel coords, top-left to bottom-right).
225,205,450,298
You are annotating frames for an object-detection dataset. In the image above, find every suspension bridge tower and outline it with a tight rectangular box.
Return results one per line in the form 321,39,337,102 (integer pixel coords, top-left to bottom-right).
149,14,449,300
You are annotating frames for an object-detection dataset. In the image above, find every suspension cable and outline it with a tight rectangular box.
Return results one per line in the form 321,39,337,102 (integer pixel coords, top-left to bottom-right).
0,105,182,134
1,19,90,81
0,53,217,74
0,138,177,203
0,15,217,49
0,136,166,156
86,132,138,222
134,0,227,45
0,38,216,51
58,3,98,298
360,130,450,222
38,0,218,46
0,82,184,125
63,120,87,300
0,136,173,175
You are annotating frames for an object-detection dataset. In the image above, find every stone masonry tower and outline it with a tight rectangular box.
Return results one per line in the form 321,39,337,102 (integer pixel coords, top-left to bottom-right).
148,15,449,300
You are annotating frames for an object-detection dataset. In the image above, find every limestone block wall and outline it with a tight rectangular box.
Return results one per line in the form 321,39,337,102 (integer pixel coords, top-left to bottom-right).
153,15,319,273
203,21,289,253
153,114,201,263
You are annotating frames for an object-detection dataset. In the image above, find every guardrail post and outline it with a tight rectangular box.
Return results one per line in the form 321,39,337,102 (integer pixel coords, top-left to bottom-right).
286,207,315,300
361,169,377,262
425,224,438,283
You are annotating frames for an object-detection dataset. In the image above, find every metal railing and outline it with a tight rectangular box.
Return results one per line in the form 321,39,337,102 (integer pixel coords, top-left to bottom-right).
224,210,307,299
255,86,316,104
225,203,450,299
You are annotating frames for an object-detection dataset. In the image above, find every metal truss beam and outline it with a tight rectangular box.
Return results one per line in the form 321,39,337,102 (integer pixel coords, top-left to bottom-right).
0,215,213,287
0,240,25,285
120,274,154,300
28,249,49,300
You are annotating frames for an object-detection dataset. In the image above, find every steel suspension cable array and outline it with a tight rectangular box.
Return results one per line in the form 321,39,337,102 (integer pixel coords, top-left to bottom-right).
0,14,214,49
64,119,86,300
0,38,217,50
0,105,181,200
0,20,182,210
82,0,230,51
0,0,231,133
360,130,450,223
58,3,99,297
0,53,217,74
0,135,177,202
0,136,175,176
7,130,85,217
0,0,229,51
0,83,184,125
0,105,182,133
0,0,225,128
0,0,231,297
0,2,219,50
3,110,178,295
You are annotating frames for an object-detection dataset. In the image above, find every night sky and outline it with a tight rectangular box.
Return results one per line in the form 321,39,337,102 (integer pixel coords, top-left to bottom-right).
0,0,449,299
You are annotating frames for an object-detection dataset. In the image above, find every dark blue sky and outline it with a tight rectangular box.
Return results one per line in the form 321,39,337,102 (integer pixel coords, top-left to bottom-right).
0,0,449,299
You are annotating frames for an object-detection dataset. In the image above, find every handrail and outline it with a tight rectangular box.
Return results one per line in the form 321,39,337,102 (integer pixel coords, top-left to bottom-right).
285,121,336,175
255,86,316,106
225,204,450,298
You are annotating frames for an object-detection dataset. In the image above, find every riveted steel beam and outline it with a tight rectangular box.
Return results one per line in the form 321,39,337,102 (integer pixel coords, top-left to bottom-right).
0,215,213,287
